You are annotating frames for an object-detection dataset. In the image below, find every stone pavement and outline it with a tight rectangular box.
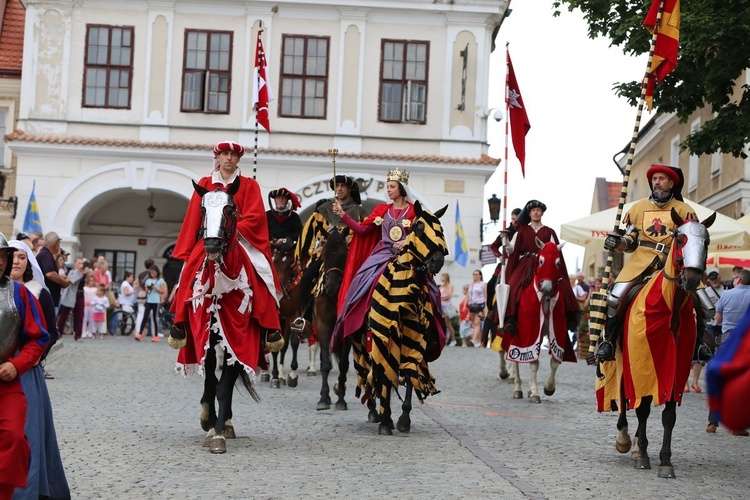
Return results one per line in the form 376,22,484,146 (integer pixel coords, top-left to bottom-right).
43,336,749,499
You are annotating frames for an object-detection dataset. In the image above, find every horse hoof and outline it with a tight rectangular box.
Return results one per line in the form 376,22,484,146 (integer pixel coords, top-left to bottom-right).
270,379,281,389
397,416,411,434
334,401,348,411
333,383,341,396
499,369,509,380
287,375,298,388
368,412,381,423
513,390,523,399
307,369,317,377
202,429,216,447
224,425,236,439
260,373,270,383
529,395,541,404
209,435,227,454
657,465,676,478
544,386,555,396
378,423,393,436
615,438,632,454
316,401,331,411
634,457,651,470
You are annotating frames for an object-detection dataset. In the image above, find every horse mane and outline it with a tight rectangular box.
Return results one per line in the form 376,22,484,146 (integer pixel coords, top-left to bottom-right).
322,229,347,261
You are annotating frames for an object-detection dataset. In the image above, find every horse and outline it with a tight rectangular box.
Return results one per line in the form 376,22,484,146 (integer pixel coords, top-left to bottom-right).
502,238,576,403
267,245,305,388
172,177,260,454
355,201,448,435
597,208,715,478
311,228,352,411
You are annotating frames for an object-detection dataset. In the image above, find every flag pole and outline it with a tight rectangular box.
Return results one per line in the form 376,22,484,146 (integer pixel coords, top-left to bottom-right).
252,22,263,180
588,0,667,364
500,43,511,285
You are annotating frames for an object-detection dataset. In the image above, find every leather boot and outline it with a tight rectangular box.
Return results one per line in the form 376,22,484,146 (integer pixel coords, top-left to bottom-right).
595,316,619,362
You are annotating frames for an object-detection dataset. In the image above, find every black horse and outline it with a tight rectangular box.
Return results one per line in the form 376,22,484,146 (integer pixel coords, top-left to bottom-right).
170,177,260,454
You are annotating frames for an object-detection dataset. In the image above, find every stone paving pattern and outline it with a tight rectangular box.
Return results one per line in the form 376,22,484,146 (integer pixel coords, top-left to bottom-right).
44,337,750,499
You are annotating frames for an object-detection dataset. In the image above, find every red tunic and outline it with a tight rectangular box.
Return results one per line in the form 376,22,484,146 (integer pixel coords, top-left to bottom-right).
172,174,281,376
0,282,49,491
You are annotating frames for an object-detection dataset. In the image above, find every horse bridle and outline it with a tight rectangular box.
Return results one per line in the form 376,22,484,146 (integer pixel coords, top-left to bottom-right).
199,203,239,255
322,266,344,297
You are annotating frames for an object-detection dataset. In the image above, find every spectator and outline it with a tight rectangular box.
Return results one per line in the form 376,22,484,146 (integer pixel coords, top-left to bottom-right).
440,273,457,346
468,270,487,346
458,284,472,347
57,257,86,343
93,259,111,287
89,285,110,340
136,265,167,342
82,274,97,340
134,258,155,339
118,271,137,314
35,232,71,311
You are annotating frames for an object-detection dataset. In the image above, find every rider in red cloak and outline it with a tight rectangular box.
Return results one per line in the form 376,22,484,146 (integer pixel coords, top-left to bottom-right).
170,141,282,377
502,200,579,335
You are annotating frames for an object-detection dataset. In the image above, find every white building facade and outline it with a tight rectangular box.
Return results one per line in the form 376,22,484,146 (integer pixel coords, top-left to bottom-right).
9,0,508,286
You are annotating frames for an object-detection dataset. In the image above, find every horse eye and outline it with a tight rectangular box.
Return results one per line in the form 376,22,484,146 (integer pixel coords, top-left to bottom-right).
555,258,560,267
538,257,545,267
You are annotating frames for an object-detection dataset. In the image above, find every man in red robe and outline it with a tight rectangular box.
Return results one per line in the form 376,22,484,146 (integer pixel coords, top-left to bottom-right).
501,200,578,334
0,235,50,499
169,141,282,377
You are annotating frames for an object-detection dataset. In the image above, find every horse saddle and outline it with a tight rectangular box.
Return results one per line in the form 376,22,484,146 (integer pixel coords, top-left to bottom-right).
614,280,648,323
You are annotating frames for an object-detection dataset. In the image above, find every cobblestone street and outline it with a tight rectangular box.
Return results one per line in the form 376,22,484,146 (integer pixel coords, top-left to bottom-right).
44,336,750,499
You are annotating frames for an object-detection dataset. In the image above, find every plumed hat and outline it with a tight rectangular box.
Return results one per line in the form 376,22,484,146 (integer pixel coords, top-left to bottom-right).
329,175,361,205
647,164,684,201
268,187,301,212
516,199,547,226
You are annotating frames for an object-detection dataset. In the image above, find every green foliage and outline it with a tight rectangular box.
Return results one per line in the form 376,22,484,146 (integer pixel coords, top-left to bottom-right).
552,0,750,158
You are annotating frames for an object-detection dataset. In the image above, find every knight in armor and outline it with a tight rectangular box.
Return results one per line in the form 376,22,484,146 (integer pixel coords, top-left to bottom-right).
502,200,579,334
266,187,302,253
597,165,714,361
294,175,368,325
0,232,51,499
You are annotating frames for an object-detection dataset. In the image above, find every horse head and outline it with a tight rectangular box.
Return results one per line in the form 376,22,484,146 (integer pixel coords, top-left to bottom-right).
534,237,564,297
321,227,348,299
670,208,715,292
193,177,241,261
404,201,449,275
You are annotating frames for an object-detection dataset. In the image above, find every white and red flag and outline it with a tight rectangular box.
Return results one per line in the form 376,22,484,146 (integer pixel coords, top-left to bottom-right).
252,30,274,133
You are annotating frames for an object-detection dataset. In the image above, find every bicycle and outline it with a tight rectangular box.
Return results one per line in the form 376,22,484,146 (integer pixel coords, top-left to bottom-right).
108,306,137,336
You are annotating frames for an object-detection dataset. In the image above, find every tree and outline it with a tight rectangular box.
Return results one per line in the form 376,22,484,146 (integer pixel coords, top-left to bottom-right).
553,0,750,158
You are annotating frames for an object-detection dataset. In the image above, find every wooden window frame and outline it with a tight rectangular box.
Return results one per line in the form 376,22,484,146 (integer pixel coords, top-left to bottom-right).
180,29,233,114
378,39,429,124
82,24,135,109
278,34,330,119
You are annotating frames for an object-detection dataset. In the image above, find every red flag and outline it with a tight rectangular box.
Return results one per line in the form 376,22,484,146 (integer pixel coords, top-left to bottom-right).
506,51,530,177
643,0,680,110
253,30,274,133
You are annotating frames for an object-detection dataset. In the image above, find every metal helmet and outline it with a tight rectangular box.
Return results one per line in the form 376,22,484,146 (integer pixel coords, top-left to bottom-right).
0,232,17,277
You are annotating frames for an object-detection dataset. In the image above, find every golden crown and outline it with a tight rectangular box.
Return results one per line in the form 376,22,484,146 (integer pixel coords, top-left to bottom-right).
386,167,410,185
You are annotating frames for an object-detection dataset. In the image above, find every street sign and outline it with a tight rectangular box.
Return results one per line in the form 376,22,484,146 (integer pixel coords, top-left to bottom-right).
480,244,497,265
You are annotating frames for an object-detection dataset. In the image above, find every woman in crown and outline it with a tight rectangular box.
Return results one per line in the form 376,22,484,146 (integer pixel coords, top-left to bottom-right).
330,167,416,348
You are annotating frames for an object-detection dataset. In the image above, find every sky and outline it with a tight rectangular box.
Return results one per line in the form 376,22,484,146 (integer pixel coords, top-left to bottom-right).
482,2,654,274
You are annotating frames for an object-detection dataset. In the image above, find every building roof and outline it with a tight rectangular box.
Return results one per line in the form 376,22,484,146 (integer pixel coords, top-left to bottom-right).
4,130,500,166
0,0,25,76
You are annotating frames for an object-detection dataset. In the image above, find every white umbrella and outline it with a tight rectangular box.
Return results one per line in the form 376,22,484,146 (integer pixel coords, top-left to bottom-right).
560,199,750,253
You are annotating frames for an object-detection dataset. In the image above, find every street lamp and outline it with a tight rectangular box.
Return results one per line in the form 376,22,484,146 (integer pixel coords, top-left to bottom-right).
0,173,18,219
480,194,502,241
146,192,156,219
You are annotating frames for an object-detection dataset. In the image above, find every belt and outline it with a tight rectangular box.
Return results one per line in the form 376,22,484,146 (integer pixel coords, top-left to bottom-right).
639,240,669,254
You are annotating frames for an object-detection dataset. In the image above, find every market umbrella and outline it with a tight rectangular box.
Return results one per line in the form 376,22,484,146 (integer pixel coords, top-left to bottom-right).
560,199,750,253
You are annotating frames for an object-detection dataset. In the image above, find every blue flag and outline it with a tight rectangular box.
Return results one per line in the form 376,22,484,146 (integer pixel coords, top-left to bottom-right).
454,202,468,267
22,181,43,234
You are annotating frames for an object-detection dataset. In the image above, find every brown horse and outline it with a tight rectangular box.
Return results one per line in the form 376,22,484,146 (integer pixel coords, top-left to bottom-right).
266,246,306,388
312,229,352,411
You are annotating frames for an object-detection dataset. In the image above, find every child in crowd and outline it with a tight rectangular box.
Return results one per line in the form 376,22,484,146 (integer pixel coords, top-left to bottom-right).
82,274,98,339
90,285,110,339
459,284,472,347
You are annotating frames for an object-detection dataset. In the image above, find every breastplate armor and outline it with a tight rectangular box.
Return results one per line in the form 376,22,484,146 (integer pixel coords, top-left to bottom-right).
0,280,20,363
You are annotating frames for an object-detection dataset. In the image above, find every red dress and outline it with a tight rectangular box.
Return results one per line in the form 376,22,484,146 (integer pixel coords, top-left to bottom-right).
171,173,281,376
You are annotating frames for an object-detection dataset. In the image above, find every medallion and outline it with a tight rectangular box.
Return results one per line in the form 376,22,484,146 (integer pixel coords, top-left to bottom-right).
390,225,403,241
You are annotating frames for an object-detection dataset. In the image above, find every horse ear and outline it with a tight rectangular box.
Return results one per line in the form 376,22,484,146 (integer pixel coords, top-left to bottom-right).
671,207,684,227
558,241,566,251
701,212,717,229
434,204,448,219
226,176,241,196
535,236,544,250
414,200,423,217
192,180,209,198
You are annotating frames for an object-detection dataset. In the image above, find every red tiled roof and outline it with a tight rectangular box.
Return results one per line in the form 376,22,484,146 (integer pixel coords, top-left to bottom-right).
0,0,25,75
4,130,500,166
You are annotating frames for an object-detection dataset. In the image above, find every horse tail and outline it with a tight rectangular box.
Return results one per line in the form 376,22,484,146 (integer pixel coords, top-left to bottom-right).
238,369,261,403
